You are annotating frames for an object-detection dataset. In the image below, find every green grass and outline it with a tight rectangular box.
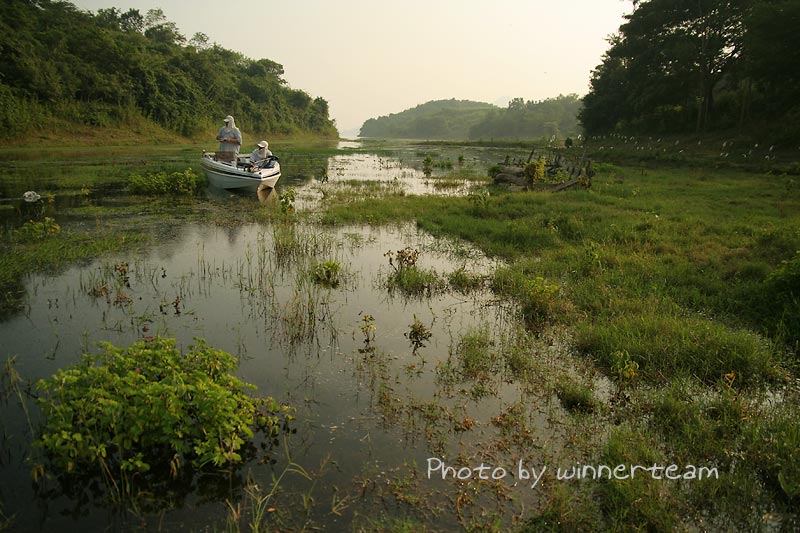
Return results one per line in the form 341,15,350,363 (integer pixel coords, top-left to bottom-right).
320,160,800,530
323,163,800,369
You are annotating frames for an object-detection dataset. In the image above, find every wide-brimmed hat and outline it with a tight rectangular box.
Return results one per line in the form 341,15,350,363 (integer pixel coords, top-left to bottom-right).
257,140,269,148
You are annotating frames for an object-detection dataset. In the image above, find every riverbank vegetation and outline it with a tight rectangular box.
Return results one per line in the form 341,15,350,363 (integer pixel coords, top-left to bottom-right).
321,157,800,530
0,0,338,143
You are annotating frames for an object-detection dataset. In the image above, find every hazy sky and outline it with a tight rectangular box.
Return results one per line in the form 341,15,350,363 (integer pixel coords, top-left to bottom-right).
70,0,632,135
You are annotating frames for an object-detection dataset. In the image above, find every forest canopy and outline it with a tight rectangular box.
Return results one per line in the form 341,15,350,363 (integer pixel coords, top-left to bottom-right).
359,95,582,140
579,0,800,143
0,0,338,139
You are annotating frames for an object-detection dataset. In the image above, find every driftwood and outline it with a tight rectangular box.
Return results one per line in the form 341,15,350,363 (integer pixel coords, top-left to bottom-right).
492,148,594,192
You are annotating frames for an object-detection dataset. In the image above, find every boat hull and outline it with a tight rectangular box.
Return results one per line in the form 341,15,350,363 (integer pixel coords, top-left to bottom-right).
200,153,281,192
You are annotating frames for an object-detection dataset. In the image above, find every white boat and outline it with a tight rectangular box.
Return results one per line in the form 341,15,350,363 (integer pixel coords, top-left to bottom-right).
200,151,281,192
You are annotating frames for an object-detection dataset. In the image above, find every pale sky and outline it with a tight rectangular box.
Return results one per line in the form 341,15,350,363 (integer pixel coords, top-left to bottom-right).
70,0,632,135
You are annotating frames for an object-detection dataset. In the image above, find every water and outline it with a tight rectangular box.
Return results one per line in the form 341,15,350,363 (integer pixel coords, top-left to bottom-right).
0,142,571,531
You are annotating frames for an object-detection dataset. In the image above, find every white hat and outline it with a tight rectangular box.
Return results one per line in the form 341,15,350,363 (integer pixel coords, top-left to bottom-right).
257,140,269,148
224,115,233,123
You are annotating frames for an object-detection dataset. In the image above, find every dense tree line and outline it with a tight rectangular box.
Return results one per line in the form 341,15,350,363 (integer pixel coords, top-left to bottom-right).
468,94,582,139
0,0,337,139
580,0,800,142
359,96,581,140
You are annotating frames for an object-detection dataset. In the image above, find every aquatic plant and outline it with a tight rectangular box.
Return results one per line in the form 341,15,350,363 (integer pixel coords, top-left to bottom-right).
405,315,433,354
422,156,433,177
386,247,420,273
35,337,293,485
278,187,296,216
554,378,597,414
358,312,376,353
310,260,342,288
447,267,485,294
521,276,560,322
10,217,61,242
129,168,201,195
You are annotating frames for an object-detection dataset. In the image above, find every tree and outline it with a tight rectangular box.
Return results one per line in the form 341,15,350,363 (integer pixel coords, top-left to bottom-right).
580,0,750,134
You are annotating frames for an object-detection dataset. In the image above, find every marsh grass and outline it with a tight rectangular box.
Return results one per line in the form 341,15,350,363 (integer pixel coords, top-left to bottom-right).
321,160,800,529
554,377,598,414
383,247,447,297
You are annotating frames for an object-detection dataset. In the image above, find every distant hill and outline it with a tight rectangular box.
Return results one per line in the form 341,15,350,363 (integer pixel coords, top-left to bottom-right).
359,100,498,139
0,1,337,141
359,95,582,140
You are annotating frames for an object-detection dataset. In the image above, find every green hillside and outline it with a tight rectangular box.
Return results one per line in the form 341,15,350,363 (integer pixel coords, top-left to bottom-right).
0,0,338,142
359,99,497,139
359,95,582,140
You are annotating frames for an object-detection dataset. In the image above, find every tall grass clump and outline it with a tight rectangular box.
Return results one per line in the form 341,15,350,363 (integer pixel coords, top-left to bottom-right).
596,424,679,531
384,247,445,297
755,250,800,349
129,168,202,195
575,312,777,385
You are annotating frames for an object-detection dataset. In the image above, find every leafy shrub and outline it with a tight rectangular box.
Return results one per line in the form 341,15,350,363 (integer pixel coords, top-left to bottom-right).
129,168,201,195
36,337,292,479
11,217,61,242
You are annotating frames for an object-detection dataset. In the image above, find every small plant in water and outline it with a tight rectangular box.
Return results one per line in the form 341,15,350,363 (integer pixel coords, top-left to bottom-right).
311,260,342,288
385,247,420,273
11,217,61,242
358,312,376,353
129,168,200,195
405,315,433,355
278,187,296,216
422,156,433,177
384,247,444,296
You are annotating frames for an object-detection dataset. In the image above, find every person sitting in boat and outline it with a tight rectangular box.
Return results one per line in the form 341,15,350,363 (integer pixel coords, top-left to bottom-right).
215,115,242,159
249,140,273,170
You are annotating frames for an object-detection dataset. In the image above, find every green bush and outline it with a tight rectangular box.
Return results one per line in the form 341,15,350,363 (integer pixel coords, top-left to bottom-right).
36,337,292,478
129,168,201,195
11,217,61,242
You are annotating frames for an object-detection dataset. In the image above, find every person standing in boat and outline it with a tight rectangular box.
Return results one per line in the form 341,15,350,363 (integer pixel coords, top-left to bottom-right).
216,115,242,157
249,140,273,169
